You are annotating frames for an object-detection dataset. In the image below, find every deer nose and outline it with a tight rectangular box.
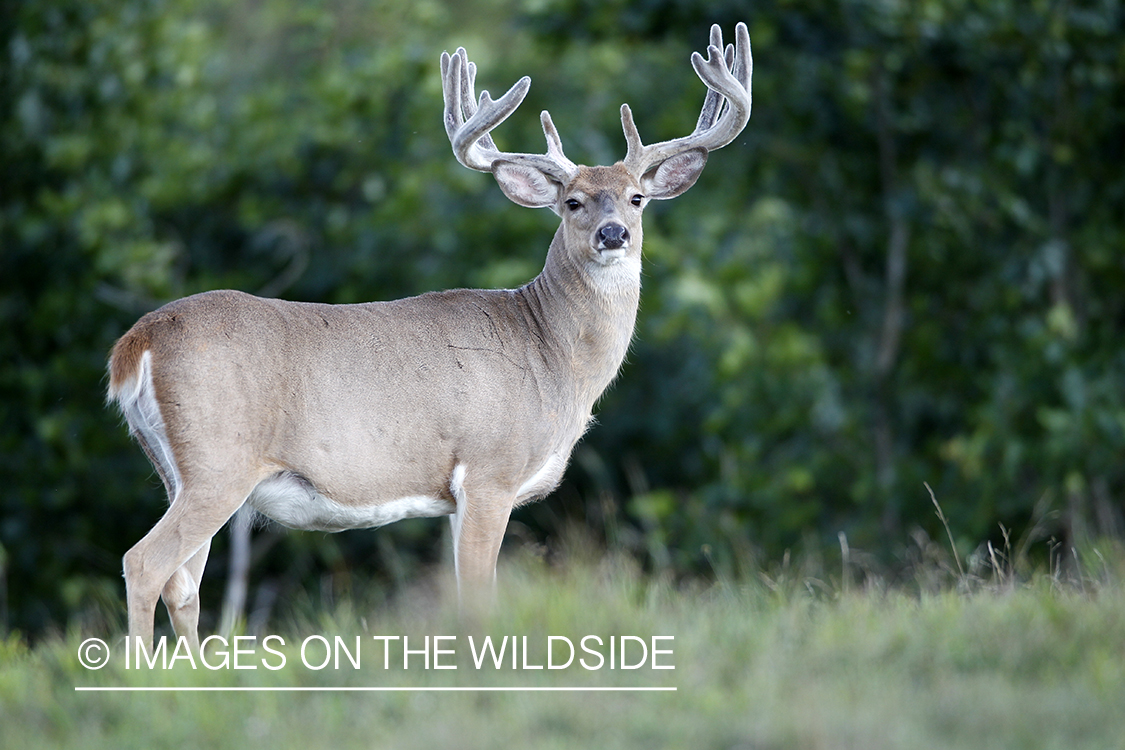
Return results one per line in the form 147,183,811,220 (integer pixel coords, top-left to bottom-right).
597,224,630,250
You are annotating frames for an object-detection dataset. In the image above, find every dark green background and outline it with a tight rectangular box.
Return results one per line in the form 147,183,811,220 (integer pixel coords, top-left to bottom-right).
3,0,1123,637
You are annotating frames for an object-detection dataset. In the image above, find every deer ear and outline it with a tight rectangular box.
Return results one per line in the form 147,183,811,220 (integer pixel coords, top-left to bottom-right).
492,161,561,209
641,149,708,200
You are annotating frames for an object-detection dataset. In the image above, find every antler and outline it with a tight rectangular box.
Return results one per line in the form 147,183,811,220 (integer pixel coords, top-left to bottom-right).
440,47,579,183
621,22,752,178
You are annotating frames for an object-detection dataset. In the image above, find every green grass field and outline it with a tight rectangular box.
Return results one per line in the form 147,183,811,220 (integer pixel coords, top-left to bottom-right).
3,544,1124,750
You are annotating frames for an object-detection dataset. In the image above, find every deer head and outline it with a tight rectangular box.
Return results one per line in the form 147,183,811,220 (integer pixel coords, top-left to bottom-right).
440,22,752,275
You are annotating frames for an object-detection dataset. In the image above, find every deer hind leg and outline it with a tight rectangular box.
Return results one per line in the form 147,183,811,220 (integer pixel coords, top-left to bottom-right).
448,464,515,606
125,478,253,649
161,540,211,652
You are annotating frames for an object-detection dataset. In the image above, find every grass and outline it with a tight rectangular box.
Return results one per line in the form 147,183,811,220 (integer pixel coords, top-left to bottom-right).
3,542,1125,750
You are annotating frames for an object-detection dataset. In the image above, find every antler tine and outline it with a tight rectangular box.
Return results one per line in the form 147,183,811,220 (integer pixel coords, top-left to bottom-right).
729,24,751,92
694,83,724,133
621,103,643,158
692,25,732,134
440,47,578,182
540,110,574,169
622,22,752,178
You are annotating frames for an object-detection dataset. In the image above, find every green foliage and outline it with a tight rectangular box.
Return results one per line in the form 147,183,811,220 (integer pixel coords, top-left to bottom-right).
571,0,1125,568
2,0,1124,636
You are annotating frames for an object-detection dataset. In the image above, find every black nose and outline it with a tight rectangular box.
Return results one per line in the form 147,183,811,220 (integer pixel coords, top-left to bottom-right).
597,224,629,249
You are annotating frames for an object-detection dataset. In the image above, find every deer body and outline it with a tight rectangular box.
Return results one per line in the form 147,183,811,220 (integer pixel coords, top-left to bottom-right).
110,25,751,648
112,212,638,527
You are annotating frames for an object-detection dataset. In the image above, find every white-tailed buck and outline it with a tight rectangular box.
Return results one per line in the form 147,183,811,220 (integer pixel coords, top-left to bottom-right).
109,23,751,648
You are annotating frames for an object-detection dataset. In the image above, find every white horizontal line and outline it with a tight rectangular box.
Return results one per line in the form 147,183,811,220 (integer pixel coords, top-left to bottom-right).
75,686,676,693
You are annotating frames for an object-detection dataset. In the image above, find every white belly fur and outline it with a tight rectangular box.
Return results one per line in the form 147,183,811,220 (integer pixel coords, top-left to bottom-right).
515,452,568,503
247,472,454,532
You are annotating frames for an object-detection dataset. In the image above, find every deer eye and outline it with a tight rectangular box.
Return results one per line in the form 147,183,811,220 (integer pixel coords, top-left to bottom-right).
631,194,644,207
565,198,582,211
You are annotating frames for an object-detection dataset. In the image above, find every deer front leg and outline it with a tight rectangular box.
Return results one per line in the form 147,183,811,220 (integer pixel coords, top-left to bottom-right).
448,467,514,607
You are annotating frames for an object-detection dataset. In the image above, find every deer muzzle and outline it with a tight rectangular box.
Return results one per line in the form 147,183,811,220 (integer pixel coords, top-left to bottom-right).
596,223,630,251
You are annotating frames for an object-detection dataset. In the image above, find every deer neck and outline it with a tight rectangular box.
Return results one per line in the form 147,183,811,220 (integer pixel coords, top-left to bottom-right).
521,225,641,404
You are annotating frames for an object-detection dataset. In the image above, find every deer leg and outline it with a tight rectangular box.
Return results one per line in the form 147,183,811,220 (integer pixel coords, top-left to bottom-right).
124,483,250,649
161,539,211,652
448,467,514,606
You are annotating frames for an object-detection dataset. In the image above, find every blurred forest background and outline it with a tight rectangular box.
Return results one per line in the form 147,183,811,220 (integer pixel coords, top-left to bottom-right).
2,0,1123,638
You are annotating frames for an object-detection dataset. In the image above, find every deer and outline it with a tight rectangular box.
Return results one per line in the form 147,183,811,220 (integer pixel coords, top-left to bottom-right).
107,23,752,649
